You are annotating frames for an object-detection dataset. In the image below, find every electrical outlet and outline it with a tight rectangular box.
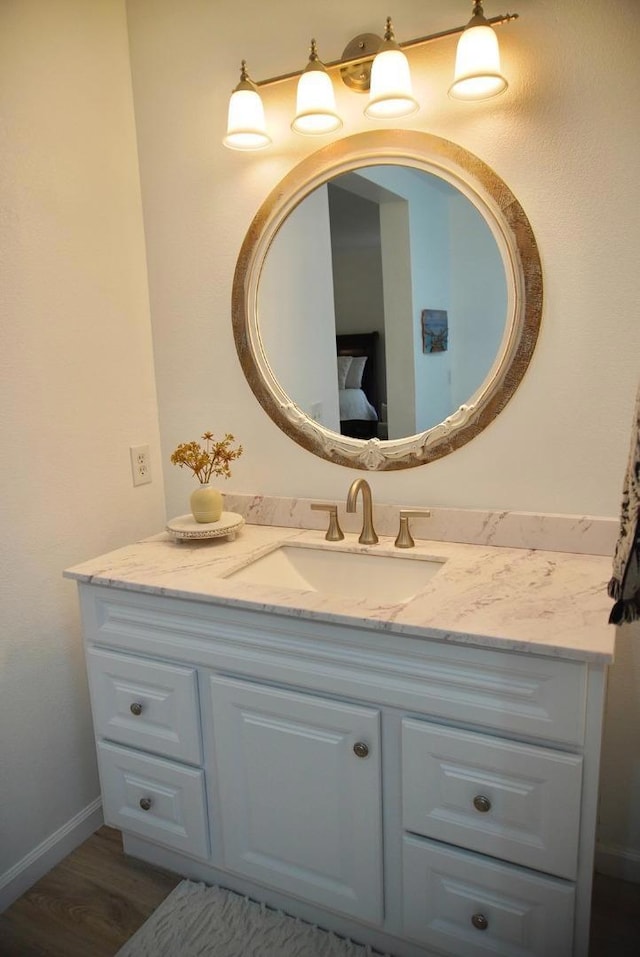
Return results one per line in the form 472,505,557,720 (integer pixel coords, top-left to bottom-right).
130,445,152,486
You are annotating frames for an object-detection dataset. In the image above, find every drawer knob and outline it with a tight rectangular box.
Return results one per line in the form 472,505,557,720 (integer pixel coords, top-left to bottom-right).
471,913,489,931
353,742,369,758
139,797,152,811
473,794,492,813
130,702,144,716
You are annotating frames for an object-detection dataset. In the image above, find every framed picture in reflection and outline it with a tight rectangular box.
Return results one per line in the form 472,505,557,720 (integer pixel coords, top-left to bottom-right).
421,309,448,353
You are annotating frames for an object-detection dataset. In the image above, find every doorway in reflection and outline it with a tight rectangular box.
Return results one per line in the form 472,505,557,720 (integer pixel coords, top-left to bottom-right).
327,167,507,440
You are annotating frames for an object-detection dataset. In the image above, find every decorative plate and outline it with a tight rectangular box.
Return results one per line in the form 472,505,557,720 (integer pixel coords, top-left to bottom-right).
166,511,245,541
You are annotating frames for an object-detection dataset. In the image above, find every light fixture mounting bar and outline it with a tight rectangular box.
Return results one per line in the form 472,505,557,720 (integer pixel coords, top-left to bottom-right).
253,13,518,90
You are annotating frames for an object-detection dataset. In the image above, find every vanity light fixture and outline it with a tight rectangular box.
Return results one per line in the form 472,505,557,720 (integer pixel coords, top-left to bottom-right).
449,0,509,99
365,18,419,120
223,2,518,151
292,40,343,135
223,61,272,151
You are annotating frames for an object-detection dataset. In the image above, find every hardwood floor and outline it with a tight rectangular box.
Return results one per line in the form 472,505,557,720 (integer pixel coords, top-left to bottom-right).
0,826,638,956
0,828,179,957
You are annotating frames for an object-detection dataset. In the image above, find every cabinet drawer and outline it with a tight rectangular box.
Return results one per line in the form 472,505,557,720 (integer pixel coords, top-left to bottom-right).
402,835,575,957
402,719,582,879
98,742,209,860
87,648,202,763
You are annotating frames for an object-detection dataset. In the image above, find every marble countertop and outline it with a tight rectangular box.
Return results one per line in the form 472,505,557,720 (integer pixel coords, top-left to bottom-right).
64,522,616,664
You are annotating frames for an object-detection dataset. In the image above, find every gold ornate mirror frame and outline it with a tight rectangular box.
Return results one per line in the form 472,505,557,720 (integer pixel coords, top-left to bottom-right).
232,130,542,471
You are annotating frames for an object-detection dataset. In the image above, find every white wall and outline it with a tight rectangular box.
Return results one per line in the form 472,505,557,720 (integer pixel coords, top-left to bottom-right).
0,0,164,901
448,188,507,409
126,0,640,877
408,176,453,431
329,186,386,343
127,0,640,520
379,200,415,438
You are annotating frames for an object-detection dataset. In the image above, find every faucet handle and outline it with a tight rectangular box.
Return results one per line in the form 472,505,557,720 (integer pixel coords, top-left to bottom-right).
394,509,432,549
311,503,344,542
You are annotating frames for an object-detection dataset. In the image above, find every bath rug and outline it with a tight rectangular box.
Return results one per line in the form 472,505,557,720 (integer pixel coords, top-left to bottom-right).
115,880,390,957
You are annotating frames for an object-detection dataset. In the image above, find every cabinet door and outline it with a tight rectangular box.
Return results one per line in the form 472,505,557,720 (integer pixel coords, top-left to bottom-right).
208,674,383,924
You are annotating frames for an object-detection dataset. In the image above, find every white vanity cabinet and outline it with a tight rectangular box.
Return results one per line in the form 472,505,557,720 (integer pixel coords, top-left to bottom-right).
76,581,607,957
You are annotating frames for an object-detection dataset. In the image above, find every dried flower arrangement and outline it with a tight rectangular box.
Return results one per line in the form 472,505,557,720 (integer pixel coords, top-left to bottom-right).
170,431,243,484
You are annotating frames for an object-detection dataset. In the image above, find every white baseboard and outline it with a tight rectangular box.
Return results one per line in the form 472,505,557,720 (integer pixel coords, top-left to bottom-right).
595,841,640,884
0,797,103,912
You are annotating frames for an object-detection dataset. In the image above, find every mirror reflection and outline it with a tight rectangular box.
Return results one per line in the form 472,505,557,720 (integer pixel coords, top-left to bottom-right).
258,165,507,442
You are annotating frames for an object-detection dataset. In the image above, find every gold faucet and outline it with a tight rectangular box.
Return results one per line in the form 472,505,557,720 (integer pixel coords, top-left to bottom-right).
346,478,378,545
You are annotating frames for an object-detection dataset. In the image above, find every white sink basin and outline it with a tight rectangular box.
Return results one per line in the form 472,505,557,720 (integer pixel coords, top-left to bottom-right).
226,544,445,604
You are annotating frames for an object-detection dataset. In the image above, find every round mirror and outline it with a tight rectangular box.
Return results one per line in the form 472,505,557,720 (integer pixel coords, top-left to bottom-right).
233,131,542,470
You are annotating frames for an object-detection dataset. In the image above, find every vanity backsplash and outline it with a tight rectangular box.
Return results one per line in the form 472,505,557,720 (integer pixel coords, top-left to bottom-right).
224,492,617,558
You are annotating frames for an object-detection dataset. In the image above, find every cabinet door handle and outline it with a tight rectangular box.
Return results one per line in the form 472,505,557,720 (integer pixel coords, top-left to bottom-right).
130,702,144,716
471,913,489,931
139,797,152,811
473,794,492,813
353,742,369,758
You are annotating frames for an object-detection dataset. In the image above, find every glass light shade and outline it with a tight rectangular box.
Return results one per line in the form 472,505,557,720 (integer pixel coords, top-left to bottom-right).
223,88,271,151
365,47,419,119
449,24,508,100
292,66,342,135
